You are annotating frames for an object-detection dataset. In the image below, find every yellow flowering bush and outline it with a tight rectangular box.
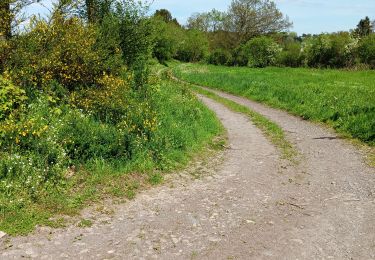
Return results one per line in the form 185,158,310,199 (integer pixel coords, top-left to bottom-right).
72,73,130,121
5,15,107,91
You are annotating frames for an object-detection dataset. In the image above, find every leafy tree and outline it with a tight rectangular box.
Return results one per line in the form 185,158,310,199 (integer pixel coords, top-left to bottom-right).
0,1,11,40
176,29,209,62
114,0,155,89
154,9,180,26
227,0,292,44
187,9,226,32
0,0,39,39
355,16,373,37
152,18,183,63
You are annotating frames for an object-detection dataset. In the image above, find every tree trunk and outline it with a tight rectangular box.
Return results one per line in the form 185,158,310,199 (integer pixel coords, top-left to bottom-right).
85,0,96,24
0,0,11,40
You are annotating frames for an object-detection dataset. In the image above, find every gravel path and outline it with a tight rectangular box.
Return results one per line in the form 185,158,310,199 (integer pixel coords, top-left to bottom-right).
1,91,374,259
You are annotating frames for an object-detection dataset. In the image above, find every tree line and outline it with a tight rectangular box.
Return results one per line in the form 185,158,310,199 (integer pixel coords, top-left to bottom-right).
154,0,375,69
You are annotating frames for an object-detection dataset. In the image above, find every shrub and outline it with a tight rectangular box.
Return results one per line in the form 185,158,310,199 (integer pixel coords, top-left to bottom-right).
71,73,131,124
0,76,27,120
278,42,302,67
6,15,106,92
303,33,358,68
207,49,233,66
232,45,249,66
358,34,375,68
244,36,281,68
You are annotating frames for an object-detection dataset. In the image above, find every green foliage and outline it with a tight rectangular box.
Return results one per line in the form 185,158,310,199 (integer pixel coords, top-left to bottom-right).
302,33,358,68
244,36,281,67
277,42,302,67
152,18,182,63
173,63,375,145
358,34,375,68
116,2,154,68
207,49,233,66
176,30,209,62
0,76,27,120
95,14,124,75
354,16,373,38
6,15,109,92
154,9,180,26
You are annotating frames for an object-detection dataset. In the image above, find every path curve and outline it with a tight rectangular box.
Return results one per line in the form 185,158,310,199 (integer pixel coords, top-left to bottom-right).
1,92,375,259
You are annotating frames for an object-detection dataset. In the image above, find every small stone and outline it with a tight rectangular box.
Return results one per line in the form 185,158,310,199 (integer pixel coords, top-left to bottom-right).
246,220,255,224
0,231,7,241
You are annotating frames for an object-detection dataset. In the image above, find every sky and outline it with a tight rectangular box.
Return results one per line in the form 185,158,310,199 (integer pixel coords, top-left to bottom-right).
27,0,375,35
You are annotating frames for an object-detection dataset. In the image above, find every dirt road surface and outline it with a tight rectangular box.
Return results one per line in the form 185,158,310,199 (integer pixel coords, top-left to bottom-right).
1,90,374,259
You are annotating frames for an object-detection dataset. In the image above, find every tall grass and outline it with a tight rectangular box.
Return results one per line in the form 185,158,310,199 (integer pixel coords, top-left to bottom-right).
173,63,375,145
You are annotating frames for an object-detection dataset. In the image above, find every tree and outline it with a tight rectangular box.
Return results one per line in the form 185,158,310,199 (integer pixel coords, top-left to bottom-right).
0,0,39,39
176,29,209,62
152,17,183,62
355,16,373,37
0,1,11,40
187,9,226,32
154,9,179,26
85,0,97,23
226,0,292,44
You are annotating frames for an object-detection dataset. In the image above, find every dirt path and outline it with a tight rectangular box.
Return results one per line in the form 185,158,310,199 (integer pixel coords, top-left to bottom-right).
1,92,375,259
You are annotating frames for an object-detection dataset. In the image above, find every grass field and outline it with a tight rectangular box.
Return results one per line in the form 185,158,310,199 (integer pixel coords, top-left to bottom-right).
172,63,375,145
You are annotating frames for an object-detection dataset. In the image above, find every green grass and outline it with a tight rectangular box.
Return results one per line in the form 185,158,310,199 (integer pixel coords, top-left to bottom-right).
182,81,297,161
172,62,375,146
0,79,224,236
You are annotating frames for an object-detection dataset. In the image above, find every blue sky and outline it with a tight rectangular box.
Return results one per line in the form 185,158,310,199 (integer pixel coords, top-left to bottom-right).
27,0,375,35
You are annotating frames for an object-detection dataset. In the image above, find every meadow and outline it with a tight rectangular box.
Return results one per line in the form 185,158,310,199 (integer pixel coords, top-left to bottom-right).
173,63,375,145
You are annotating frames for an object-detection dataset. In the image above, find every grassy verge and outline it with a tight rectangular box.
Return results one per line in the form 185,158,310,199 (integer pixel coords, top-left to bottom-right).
174,77,297,161
0,79,224,236
172,62,375,146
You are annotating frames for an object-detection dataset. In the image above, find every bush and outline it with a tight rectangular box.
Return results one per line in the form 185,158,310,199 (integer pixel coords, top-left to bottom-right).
232,46,249,66
303,33,358,68
0,76,27,120
358,34,375,68
278,42,302,67
6,15,107,92
207,49,233,66
244,36,281,68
